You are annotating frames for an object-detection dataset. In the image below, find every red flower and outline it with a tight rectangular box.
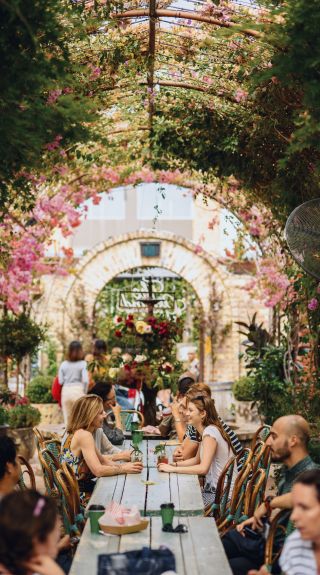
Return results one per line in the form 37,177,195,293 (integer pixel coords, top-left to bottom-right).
117,316,122,323
115,330,122,338
124,364,131,372
165,364,172,373
125,320,134,328
127,314,134,321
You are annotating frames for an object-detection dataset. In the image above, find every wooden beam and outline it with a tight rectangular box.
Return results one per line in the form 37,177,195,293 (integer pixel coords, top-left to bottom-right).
111,8,262,38
147,0,157,132
139,80,240,103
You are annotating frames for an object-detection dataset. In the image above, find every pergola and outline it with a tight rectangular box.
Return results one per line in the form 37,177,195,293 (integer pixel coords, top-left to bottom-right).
78,0,270,162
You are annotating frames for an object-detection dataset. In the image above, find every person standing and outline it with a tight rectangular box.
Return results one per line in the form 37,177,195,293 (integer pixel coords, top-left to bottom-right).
58,341,89,426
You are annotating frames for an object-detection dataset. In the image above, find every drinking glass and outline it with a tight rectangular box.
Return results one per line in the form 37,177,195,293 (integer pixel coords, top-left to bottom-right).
160,503,175,529
132,429,143,446
87,504,105,534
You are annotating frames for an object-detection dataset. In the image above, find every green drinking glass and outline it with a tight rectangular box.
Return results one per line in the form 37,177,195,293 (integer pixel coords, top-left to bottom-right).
132,429,143,446
130,421,139,433
87,504,105,534
160,503,175,529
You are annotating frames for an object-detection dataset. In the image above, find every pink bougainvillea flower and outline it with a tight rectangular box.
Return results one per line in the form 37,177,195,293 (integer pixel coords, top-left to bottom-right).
308,298,319,311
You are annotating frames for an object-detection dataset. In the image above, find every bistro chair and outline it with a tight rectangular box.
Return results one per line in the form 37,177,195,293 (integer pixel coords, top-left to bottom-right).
205,448,252,521
17,455,36,490
217,453,254,534
38,448,60,497
264,509,290,571
55,462,85,536
250,424,271,450
251,442,271,476
243,467,268,519
120,409,144,430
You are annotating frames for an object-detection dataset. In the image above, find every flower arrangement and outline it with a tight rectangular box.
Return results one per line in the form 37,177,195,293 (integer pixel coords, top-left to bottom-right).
89,312,183,391
0,391,41,428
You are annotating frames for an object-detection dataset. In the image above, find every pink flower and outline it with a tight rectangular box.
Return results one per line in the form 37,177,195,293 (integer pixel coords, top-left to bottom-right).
308,298,319,311
234,89,248,103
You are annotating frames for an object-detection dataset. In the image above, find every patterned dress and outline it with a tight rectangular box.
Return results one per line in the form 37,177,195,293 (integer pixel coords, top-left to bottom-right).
60,433,95,505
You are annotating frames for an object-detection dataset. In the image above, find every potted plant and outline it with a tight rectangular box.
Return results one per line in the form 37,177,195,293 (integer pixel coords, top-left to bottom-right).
232,376,259,426
7,403,41,461
26,374,63,425
154,444,168,465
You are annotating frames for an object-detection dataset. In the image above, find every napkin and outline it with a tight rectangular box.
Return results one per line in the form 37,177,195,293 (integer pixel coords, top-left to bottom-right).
99,501,141,527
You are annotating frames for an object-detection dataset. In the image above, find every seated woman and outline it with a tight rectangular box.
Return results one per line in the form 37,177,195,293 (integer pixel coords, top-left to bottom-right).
173,383,242,462
0,490,64,575
61,394,143,504
158,390,236,508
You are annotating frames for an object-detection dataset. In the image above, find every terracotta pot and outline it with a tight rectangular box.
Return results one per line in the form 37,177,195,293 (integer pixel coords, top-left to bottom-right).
31,403,63,425
8,427,36,461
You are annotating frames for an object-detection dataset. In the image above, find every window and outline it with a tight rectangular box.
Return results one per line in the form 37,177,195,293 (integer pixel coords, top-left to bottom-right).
140,242,161,258
137,183,193,220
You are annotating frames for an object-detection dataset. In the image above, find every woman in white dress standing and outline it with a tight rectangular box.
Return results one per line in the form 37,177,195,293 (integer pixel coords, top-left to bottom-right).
58,341,88,426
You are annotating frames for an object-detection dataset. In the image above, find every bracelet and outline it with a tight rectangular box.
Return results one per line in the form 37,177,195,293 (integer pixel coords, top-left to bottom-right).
175,462,178,467
174,418,181,423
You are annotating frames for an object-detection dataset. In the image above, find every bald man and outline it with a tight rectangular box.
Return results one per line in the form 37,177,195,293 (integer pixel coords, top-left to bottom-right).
222,415,319,575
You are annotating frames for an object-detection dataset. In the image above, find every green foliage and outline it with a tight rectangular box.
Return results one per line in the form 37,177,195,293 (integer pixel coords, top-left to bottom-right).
247,345,293,424
239,317,293,423
0,405,8,426
232,376,255,402
26,374,54,404
7,404,41,428
0,313,46,362
0,0,95,211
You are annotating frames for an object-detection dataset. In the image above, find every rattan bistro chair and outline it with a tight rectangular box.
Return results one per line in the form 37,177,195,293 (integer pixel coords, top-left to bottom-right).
250,425,271,450
243,467,268,519
55,462,85,536
38,448,60,497
17,456,36,491
265,510,289,571
217,451,254,535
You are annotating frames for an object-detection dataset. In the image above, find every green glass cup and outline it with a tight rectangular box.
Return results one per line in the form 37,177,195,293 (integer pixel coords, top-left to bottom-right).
160,503,175,529
87,504,105,534
130,421,139,433
132,429,143,446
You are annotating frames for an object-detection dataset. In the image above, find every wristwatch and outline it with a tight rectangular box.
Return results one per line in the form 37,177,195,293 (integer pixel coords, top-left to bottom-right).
264,496,274,517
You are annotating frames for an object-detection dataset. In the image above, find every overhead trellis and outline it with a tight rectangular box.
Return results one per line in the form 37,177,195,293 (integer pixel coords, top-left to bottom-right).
72,0,273,169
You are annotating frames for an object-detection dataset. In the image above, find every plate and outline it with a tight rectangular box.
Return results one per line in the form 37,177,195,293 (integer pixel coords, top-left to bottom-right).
99,519,149,535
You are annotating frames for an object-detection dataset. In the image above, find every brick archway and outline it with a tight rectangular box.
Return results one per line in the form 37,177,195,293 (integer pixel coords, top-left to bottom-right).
38,230,251,383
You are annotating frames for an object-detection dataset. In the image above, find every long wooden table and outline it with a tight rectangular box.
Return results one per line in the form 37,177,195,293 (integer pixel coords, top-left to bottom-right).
70,439,232,574
70,516,232,575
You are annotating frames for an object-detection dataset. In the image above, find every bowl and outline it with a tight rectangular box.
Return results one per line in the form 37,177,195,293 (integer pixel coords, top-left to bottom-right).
98,519,149,535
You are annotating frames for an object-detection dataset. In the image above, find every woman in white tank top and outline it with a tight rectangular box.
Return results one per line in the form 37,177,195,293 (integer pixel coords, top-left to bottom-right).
58,340,89,426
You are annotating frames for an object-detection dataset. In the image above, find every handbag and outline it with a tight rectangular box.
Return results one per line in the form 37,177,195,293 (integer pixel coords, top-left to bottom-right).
98,546,176,575
51,375,62,407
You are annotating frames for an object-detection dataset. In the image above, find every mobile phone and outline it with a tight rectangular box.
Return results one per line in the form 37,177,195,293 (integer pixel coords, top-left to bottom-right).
243,526,261,540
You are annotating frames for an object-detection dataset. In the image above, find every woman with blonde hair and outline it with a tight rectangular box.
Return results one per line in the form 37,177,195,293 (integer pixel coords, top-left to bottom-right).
61,395,142,503
158,391,236,508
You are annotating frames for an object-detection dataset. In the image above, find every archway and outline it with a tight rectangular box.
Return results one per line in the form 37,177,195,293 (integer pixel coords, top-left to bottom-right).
40,229,243,383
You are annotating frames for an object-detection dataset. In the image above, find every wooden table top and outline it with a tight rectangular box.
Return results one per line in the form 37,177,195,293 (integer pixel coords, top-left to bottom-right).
70,515,232,575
